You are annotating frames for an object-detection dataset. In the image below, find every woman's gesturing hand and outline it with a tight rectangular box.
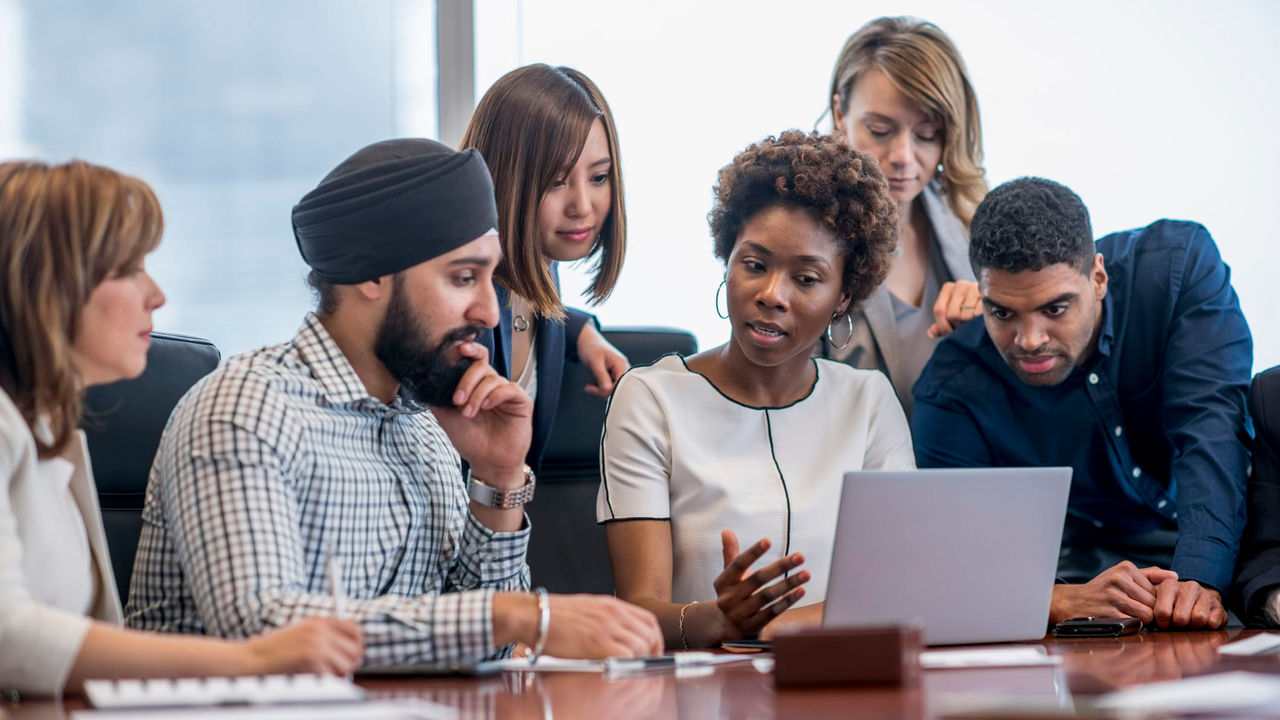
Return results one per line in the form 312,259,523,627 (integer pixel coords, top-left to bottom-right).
713,530,810,641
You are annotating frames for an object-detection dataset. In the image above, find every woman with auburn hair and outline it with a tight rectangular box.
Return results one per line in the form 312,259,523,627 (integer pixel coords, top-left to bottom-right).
599,132,915,649
0,160,362,696
460,64,628,471
825,16,988,415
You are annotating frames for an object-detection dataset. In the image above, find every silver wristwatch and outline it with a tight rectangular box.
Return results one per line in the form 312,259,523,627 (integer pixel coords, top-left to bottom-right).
468,465,536,508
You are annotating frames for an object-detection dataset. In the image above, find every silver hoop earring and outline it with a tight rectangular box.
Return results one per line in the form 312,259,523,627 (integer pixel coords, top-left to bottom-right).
715,279,729,319
826,313,854,350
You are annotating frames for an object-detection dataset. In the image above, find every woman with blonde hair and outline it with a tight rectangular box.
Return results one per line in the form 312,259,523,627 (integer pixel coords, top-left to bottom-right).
461,64,629,470
825,16,988,414
0,160,362,696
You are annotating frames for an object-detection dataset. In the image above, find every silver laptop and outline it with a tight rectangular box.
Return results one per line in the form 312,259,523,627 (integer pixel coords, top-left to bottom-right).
823,468,1072,646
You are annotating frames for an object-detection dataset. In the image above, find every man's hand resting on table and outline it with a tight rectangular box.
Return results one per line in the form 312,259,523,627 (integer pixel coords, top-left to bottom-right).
1151,578,1228,629
1049,561,1177,625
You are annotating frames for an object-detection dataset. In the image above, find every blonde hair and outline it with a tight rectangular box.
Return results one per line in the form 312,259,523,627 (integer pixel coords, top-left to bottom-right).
0,160,163,457
461,64,626,321
830,16,987,225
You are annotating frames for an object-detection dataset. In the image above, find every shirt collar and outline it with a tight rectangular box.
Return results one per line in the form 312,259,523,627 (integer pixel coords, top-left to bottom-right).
1095,284,1116,358
292,313,426,414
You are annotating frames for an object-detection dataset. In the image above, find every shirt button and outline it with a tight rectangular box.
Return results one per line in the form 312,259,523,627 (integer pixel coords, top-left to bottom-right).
1093,520,1105,528
1114,426,1123,437
1157,499,1168,509
1088,373,1100,385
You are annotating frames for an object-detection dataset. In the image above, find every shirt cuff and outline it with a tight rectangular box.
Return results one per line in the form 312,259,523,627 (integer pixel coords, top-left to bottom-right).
425,588,496,661
459,512,531,587
1170,535,1234,592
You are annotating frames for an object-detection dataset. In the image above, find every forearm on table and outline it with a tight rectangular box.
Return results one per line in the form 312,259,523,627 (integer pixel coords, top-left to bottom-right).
68,623,253,691
613,594,735,649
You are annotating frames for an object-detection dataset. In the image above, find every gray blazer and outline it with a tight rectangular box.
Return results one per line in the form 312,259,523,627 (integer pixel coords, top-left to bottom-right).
823,181,973,413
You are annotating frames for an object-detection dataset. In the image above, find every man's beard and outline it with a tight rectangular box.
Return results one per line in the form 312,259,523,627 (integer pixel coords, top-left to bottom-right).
374,278,481,407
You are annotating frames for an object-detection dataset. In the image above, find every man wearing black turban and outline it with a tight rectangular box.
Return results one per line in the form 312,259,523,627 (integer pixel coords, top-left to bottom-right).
127,139,662,666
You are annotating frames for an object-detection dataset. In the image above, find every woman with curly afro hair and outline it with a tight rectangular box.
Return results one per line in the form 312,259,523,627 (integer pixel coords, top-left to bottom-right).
596,131,916,648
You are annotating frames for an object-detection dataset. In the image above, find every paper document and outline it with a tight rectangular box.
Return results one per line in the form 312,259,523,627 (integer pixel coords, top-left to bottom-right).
496,652,757,674
1218,632,1280,656
921,646,1060,670
1091,671,1280,714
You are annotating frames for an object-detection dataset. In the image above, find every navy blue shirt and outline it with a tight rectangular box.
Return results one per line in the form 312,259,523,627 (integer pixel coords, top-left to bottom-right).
911,220,1251,592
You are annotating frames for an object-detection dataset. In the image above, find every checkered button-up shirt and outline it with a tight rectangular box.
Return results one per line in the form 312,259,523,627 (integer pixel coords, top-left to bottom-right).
125,314,531,665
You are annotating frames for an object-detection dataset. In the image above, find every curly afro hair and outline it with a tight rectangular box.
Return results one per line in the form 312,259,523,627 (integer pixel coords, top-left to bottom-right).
708,130,898,306
969,177,1094,275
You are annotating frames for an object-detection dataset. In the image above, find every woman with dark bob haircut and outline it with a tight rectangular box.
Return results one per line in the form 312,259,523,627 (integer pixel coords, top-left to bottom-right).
0,160,362,695
461,64,629,472
597,131,916,648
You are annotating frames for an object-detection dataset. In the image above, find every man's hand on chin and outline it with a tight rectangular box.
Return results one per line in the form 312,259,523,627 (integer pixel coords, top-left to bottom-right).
430,339,532,481
1049,561,1178,626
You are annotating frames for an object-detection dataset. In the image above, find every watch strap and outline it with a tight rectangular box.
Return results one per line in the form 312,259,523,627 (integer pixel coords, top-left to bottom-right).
468,466,536,508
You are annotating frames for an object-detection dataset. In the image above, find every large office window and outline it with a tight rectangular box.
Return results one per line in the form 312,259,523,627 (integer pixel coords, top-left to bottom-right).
476,0,1280,372
1,0,436,355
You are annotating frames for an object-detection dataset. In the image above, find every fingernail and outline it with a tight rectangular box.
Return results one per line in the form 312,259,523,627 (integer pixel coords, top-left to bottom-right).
454,391,465,405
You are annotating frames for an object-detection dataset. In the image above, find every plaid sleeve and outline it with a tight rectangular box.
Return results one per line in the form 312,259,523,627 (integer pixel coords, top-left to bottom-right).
450,512,531,592
164,419,500,665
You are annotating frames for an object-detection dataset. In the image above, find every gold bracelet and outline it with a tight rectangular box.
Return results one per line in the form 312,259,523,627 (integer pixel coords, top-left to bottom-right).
678,601,699,649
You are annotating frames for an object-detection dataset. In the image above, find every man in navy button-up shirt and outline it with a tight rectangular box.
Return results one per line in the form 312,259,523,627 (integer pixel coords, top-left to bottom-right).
913,177,1251,630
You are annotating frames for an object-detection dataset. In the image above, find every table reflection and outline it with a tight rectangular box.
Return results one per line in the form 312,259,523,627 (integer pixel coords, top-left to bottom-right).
1055,630,1232,694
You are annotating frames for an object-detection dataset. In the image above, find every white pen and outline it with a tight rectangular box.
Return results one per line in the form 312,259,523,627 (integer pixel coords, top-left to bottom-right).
326,546,346,619
603,652,715,674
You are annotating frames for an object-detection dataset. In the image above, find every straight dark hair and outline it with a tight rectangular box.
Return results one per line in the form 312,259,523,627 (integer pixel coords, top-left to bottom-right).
461,64,626,321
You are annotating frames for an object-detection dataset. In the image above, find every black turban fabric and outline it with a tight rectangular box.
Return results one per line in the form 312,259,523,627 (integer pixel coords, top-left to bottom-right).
292,138,499,284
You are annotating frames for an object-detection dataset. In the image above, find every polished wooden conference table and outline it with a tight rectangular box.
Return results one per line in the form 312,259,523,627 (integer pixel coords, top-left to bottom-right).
8,629,1278,719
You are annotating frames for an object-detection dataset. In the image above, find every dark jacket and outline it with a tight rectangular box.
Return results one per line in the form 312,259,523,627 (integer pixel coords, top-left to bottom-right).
1234,367,1280,625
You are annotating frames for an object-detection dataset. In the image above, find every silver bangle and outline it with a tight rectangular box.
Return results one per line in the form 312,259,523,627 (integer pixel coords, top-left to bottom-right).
529,587,550,664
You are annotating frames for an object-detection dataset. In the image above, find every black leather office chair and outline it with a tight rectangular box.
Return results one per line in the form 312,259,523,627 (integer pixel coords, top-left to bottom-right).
82,332,220,603
529,326,698,594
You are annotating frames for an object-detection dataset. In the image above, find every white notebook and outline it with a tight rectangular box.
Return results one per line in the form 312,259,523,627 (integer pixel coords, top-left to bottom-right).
83,674,363,709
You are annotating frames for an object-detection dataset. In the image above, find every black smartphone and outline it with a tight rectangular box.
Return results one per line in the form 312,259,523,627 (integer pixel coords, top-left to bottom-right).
721,638,772,652
1052,616,1142,637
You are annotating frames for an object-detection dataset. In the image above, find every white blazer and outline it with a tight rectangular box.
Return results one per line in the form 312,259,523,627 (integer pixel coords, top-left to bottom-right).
0,389,122,695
